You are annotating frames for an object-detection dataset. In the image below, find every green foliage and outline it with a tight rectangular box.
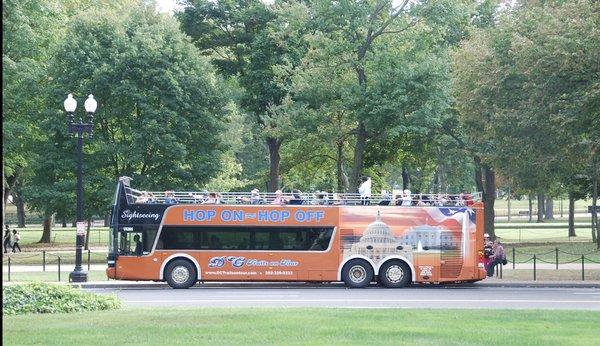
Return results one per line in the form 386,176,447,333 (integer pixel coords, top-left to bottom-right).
2,282,121,315
19,2,232,224
452,0,599,194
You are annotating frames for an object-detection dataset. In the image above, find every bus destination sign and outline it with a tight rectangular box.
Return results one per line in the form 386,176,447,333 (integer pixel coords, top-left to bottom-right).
182,209,325,223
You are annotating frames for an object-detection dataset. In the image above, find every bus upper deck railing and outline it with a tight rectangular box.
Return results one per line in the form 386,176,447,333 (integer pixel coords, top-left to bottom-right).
125,187,482,207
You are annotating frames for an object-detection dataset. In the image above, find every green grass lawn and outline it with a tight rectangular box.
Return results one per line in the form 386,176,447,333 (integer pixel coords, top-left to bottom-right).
3,308,600,345
2,270,108,283
16,228,109,248
495,227,593,242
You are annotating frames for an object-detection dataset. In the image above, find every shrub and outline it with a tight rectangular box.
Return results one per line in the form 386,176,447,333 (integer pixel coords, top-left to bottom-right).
3,282,121,315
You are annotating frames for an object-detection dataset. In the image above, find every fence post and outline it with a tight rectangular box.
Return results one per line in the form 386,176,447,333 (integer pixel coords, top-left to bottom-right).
555,248,558,270
8,257,11,282
58,257,61,282
43,250,46,272
533,255,537,281
512,247,515,270
582,255,585,281
88,250,91,271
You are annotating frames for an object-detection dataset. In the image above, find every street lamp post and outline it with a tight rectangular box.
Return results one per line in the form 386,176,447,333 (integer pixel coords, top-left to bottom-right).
64,93,97,283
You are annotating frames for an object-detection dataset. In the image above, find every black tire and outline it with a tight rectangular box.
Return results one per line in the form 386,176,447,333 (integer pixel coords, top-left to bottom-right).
378,260,411,288
165,259,197,289
342,259,374,288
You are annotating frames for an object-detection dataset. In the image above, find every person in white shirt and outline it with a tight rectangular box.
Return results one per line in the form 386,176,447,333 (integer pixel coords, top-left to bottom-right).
401,189,412,206
358,176,372,205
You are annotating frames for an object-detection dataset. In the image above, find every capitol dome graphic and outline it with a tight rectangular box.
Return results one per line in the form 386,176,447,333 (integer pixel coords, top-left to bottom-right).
343,211,413,263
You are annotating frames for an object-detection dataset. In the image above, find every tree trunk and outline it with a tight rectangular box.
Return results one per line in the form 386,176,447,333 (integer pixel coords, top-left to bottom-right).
266,137,281,192
336,141,349,192
568,191,576,237
537,194,545,223
592,177,598,247
507,186,511,223
84,219,91,250
62,218,67,228
528,195,533,223
350,63,368,191
474,156,484,193
39,214,53,243
402,166,410,190
544,198,554,220
104,214,110,227
483,164,496,239
350,122,367,191
15,192,26,228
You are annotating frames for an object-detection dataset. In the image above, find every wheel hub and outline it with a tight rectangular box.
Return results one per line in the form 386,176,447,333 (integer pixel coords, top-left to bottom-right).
386,265,404,283
349,265,367,283
172,266,190,284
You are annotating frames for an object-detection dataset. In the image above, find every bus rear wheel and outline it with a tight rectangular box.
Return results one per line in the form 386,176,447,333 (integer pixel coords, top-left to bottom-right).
342,259,373,288
378,260,411,288
165,259,197,289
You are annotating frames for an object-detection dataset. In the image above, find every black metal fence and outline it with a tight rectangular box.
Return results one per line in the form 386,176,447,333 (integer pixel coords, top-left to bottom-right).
492,247,600,280
2,250,107,282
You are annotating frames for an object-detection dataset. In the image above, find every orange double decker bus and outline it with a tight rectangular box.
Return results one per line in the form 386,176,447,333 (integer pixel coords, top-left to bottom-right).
107,177,487,288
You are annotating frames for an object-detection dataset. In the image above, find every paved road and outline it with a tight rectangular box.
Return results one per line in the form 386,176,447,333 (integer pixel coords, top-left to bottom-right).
89,285,600,310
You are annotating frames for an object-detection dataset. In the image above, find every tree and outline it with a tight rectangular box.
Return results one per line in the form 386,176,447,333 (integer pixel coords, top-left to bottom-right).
2,0,67,224
24,3,231,242
178,0,308,191
452,0,599,239
307,0,472,189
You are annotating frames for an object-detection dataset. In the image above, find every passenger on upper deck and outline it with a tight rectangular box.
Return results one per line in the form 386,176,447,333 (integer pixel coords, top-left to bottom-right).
313,191,330,205
358,176,372,205
136,191,149,203
463,192,474,206
189,192,206,203
202,192,220,204
400,189,412,206
164,191,178,204
250,189,262,204
333,193,346,205
379,191,391,205
288,189,303,205
271,190,288,205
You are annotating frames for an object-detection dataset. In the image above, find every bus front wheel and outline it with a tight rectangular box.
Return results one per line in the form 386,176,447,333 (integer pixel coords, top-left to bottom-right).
165,259,197,289
342,259,373,288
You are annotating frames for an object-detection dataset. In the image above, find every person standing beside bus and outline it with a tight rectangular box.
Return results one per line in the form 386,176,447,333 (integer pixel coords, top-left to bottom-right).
487,240,506,277
358,176,371,205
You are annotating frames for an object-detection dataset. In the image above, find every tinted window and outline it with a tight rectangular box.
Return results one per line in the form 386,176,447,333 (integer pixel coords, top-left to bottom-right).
156,226,333,251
